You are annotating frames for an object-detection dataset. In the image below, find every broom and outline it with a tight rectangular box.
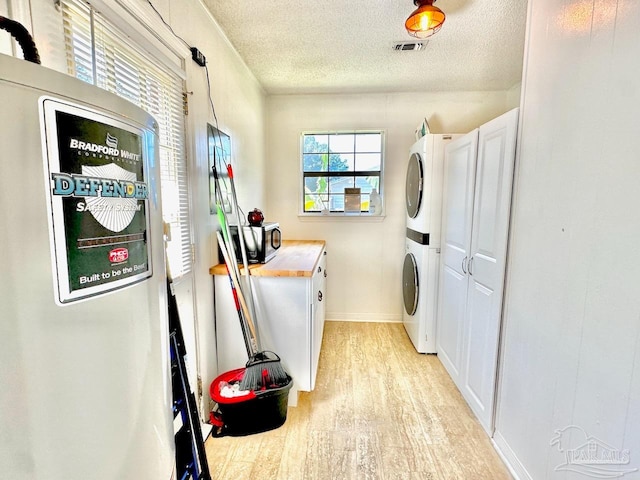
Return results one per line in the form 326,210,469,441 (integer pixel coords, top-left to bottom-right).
213,162,289,390
217,230,287,389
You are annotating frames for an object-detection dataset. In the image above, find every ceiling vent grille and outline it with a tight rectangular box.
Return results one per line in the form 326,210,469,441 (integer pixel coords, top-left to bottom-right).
393,41,427,51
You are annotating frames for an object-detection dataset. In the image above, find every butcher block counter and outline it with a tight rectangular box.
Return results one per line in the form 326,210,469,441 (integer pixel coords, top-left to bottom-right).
209,240,326,277
210,240,327,406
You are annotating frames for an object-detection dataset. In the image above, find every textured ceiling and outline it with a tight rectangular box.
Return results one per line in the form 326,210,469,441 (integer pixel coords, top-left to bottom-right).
202,0,528,95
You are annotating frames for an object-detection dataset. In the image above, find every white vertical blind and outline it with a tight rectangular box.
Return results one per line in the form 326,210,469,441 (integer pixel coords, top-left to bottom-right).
61,0,192,277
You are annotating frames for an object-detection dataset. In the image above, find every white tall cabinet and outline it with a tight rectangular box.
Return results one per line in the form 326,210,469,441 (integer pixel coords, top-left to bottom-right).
436,108,519,435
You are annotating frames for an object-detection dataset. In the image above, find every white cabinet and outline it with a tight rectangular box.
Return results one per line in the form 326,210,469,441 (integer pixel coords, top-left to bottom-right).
437,130,479,380
212,242,326,404
437,108,518,435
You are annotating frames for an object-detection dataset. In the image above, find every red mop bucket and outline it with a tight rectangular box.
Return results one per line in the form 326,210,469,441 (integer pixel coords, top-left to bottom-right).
209,368,293,436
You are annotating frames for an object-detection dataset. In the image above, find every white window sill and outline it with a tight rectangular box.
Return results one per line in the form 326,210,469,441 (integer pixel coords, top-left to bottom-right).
298,212,386,222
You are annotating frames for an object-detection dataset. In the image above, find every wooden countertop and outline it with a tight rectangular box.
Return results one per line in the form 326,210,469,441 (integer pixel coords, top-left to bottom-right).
209,240,326,278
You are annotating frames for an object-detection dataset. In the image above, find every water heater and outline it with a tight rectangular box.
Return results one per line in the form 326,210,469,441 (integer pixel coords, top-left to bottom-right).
0,53,174,479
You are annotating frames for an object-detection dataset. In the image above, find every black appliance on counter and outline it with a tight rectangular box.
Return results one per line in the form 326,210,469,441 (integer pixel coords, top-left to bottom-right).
229,222,281,264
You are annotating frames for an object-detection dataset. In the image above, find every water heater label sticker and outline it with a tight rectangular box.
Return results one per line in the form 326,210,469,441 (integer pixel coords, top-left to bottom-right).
42,100,153,303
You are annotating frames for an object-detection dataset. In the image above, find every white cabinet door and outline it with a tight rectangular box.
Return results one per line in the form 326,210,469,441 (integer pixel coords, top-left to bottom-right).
463,108,519,433
436,108,519,436
437,130,478,382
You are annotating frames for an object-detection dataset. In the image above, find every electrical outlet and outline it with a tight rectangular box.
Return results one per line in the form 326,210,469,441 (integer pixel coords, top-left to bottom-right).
190,47,206,67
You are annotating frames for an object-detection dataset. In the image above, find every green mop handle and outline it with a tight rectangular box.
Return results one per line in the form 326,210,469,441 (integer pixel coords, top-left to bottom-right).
226,164,261,346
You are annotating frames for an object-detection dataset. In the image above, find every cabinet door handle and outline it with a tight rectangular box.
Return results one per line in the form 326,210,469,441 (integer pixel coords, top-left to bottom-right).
324,270,327,278
462,256,468,274
318,291,323,302
318,266,322,274
468,256,474,275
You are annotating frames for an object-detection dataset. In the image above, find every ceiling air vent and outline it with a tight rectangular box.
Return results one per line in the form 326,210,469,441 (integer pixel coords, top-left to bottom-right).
393,41,428,52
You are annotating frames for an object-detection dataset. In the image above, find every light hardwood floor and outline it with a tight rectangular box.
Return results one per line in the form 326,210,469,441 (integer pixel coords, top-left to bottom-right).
205,321,512,479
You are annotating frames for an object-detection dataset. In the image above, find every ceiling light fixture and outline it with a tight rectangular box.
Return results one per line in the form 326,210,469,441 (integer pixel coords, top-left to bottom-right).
405,0,446,39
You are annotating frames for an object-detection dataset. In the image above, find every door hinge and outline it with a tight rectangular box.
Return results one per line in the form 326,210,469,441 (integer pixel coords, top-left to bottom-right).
197,375,203,399
191,243,196,262
182,92,189,116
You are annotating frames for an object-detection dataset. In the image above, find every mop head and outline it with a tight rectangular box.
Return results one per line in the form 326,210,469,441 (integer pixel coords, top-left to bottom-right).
239,351,290,391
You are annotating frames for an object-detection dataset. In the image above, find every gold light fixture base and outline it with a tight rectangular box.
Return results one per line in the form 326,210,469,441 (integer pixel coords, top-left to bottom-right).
405,0,446,39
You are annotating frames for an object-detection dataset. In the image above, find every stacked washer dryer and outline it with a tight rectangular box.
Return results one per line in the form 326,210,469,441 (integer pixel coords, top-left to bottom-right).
402,133,460,353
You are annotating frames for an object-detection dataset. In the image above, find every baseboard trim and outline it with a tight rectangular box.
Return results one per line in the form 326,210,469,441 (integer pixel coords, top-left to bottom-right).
326,313,402,323
492,430,532,480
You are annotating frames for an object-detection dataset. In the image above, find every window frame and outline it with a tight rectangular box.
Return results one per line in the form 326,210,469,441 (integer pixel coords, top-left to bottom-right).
300,130,385,217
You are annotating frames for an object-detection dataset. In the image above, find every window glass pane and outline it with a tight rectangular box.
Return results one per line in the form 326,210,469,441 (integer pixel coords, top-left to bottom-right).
329,176,355,193
303,134,328,154
328,194,345,211
303,153,328,172
304,176,328,194
209,128,231,168
329,134,354,153
355,153,381,171
304,175,329,212
355,133,382,152
329,153,354,172
355,176,380,193
303,192,329,212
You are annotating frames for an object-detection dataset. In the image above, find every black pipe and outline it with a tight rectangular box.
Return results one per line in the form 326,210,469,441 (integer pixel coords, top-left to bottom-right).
0,16,41,64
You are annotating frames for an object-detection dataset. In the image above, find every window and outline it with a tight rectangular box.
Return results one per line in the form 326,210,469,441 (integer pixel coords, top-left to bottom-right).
61,0,192,278
207,124,232,215
302,131,384,213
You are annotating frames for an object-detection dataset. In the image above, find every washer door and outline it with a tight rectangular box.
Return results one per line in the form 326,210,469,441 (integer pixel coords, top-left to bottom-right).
403,252,419,315
405,153,423,219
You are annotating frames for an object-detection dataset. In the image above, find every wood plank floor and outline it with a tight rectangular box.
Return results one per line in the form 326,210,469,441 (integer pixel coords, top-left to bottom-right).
205,321,512,479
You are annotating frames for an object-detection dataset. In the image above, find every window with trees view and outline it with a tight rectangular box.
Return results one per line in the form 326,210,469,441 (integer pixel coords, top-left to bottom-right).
302,132,383,213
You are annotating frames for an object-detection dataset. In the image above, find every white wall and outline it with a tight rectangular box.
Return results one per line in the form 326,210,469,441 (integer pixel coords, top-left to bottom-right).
266,91,517,321
494,1,640,478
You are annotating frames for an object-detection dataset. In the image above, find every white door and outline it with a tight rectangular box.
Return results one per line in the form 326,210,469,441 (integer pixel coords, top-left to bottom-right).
436,130,478,381
462,108,519,434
